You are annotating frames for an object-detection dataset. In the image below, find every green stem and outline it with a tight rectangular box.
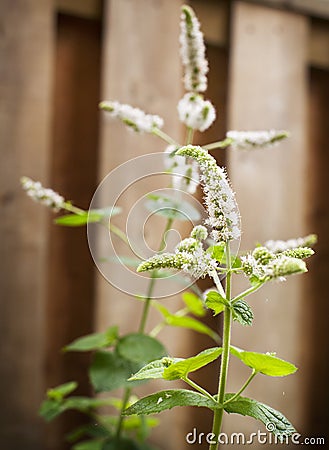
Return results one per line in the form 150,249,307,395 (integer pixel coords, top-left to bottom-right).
211,270,226,298
149,322,165,337
209,242,233,450
63,202,85,215
223,370,257,406
63,202,129,246
152,128,179,146
109,223,129,245
183,377,217,404
186,127,195,145
116,387,132,438
231,282,263,305
204,138,233,151
139,217,173,334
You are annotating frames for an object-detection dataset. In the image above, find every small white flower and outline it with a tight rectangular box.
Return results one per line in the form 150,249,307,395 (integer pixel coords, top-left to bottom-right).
179,5,209,92
100,100,164,133
241,247,307,281
176,146,240,243
137,227,217,280
177,93,216,132
226,130,289,150
164,145,199,194
21,177,65,212
264,235,317,253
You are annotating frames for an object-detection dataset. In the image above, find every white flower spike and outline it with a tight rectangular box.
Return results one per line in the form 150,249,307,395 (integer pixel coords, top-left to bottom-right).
226,130,289,150
21,177,65,212
164,145,199,194
100,100,164,133
176,146,241,242
179,5,209,93
177,93,216,132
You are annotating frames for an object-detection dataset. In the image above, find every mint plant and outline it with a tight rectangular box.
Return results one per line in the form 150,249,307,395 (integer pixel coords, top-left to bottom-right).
21,5,316,450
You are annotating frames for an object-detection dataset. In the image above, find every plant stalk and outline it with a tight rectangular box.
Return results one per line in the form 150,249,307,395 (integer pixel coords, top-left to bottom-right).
209,242,233,450
152,128,179,146
139,217,173,334
116,387,132,438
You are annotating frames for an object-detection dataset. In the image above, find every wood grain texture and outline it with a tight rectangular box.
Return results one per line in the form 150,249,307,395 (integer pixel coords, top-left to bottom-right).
227,2,310,444
0,1,54,449
45,14,101,450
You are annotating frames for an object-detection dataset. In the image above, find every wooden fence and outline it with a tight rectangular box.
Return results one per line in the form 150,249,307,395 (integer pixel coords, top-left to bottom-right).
0,0,328,449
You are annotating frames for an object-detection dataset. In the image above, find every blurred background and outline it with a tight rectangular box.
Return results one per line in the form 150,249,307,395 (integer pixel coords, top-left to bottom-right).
1,0,328,449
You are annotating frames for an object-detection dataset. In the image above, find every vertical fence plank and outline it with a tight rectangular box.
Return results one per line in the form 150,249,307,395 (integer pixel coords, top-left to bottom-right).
97,1,190,448
227,1,310,442
45,14,102,450
305,67,329,442
0,1,54,449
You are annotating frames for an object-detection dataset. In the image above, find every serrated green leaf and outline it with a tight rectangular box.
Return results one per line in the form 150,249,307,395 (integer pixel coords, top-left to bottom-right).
39,396,112,422
165,315,220,342
89,351,139,392
64,326,118,352
145,194,200,221
224,395,296,440
207,243,225,263
66,423,110,443
205,290,228,316
64,396,114,412
129,357,180,381
92,206,122,218
153,303,219,342
39,399,64,421
230,346,297,377
120,415,159,431
124,389,218,416
116,333,166,365
163,347,222,380
47,381,78,400
232,300,253,326
102,437,140,450
72,439,104,450
182,292,205,317
55,207,121,227
231,255,242,269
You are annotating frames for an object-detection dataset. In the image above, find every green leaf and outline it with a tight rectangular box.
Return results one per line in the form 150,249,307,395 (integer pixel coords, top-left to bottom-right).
64,326,118,352
154,303,220,342
231,255,242,269
120,415,159,431
230,347,297,377
224,395,296,441
63,396,114,412
102,437,140,450
145,194,200,221
165,315,220,342
39,396,112,422
129,357,180,381
72,440,104,450
182,292,205,317
232,300,253,326
124,389,218,416
205,290,228,316
47,381,78,400
207,243,225,263
163,347,222,380
55,207,121,227
66,423,110,443
116,333,167,365
89,351,139,392
39,399,64,421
